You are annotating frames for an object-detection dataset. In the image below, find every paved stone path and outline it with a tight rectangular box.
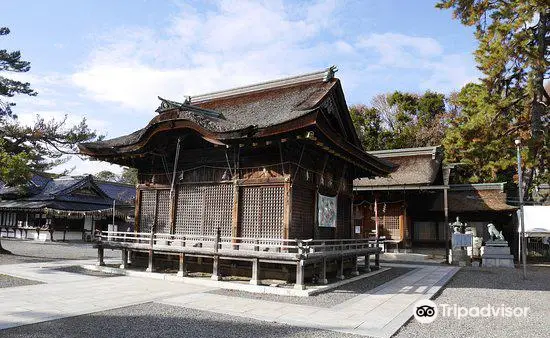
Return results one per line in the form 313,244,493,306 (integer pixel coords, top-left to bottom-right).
0,260,458,338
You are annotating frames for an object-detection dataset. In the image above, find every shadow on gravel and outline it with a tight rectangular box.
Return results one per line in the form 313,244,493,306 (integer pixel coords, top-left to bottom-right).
1,302,360,338
51,266,123,278
441,266,550,292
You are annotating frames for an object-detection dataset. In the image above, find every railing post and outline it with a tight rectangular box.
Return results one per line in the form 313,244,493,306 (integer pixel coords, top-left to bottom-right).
177,253,187,277
214,228,220,252
365,254,371,272
146,228,154,272
351,255,359,276
120,249,128,269
337,256,345,280
211,256,221,281
97,245,105,267
294,259,305,290
250,258,260,285
320,256,328,284
96,232,105,266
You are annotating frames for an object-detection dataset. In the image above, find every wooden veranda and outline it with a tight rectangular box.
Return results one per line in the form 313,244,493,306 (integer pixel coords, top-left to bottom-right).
96,230,381,289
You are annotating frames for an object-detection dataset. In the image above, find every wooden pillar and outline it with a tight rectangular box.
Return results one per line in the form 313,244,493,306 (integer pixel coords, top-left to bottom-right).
146,228,154,272
283,179,291,240
294,260,305,290
211,256,221,281
134,189,142,233
177,253,187,277
97,245,105,266
250,258,260,285
120,249,128,269
231,182,239,249
365,254,371,272
351,255,359,276
169,187,178,234
320,257,328,284
147,251,154,272
337,257,345,280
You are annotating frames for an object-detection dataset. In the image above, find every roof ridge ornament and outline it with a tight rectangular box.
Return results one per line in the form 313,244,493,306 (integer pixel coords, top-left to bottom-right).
156,96,225,119
323,65,338,82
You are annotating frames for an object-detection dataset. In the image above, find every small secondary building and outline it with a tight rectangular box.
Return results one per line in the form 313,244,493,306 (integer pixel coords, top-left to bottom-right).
353,146,517,251
0,174,135,241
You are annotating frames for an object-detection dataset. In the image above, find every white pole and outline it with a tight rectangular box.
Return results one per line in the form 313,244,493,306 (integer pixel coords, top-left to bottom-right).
515,139,527,279
112,199,116,227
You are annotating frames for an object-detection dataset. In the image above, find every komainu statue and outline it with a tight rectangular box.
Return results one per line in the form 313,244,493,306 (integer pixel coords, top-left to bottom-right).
487,223,505,241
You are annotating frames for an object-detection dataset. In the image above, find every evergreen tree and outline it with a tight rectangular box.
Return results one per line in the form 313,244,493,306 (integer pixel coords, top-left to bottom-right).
437,0,549,192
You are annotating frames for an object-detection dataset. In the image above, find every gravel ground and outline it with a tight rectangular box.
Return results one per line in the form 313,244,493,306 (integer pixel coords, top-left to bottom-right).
0,274,43,288
395,266,550,338
0,238,119,265
1,302,363,338
209,267,414,308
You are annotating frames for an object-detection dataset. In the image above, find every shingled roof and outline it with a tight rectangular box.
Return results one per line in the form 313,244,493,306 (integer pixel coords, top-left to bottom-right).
81,67,346,149
354,146,443,188
78,67,392,177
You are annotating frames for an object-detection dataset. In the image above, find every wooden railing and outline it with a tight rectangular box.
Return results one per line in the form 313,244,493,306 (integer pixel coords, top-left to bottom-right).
97,230,381,260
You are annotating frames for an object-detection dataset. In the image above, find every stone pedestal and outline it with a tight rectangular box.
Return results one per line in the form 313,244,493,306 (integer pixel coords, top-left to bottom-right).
450,248,471,266
482,241,514,268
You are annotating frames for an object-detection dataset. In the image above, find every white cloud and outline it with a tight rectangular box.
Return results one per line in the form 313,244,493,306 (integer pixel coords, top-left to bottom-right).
354,32,478,93
357,33,443,68
71,0,342,113
420,54,480,92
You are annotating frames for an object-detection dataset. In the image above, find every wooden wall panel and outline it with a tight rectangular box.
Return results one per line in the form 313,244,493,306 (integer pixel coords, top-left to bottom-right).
290,185,315,239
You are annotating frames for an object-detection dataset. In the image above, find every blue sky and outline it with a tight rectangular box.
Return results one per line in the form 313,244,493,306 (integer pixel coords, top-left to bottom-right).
3,0,479,175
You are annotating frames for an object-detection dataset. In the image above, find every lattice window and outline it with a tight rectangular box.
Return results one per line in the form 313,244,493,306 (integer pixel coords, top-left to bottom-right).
175,185,204,235
202,184,233,237
174,184,233,236
239,186,284,240
156,190,171,233
139,190,156,233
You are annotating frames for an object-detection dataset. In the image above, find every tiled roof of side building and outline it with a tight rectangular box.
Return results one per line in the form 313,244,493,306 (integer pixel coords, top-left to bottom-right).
96,181,136,204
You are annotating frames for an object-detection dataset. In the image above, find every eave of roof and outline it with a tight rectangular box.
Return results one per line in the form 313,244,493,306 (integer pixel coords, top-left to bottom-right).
367,146,441,159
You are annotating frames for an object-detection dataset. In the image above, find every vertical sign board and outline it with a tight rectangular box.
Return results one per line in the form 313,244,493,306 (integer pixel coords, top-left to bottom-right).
318,194,337,228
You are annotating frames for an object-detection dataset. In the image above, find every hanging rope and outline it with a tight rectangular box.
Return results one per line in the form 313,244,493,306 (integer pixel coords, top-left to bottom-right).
224,147,233,179
292,144,306,183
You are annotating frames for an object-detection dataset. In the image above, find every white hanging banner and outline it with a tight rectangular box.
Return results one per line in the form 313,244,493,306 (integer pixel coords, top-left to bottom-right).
318,194,337,228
